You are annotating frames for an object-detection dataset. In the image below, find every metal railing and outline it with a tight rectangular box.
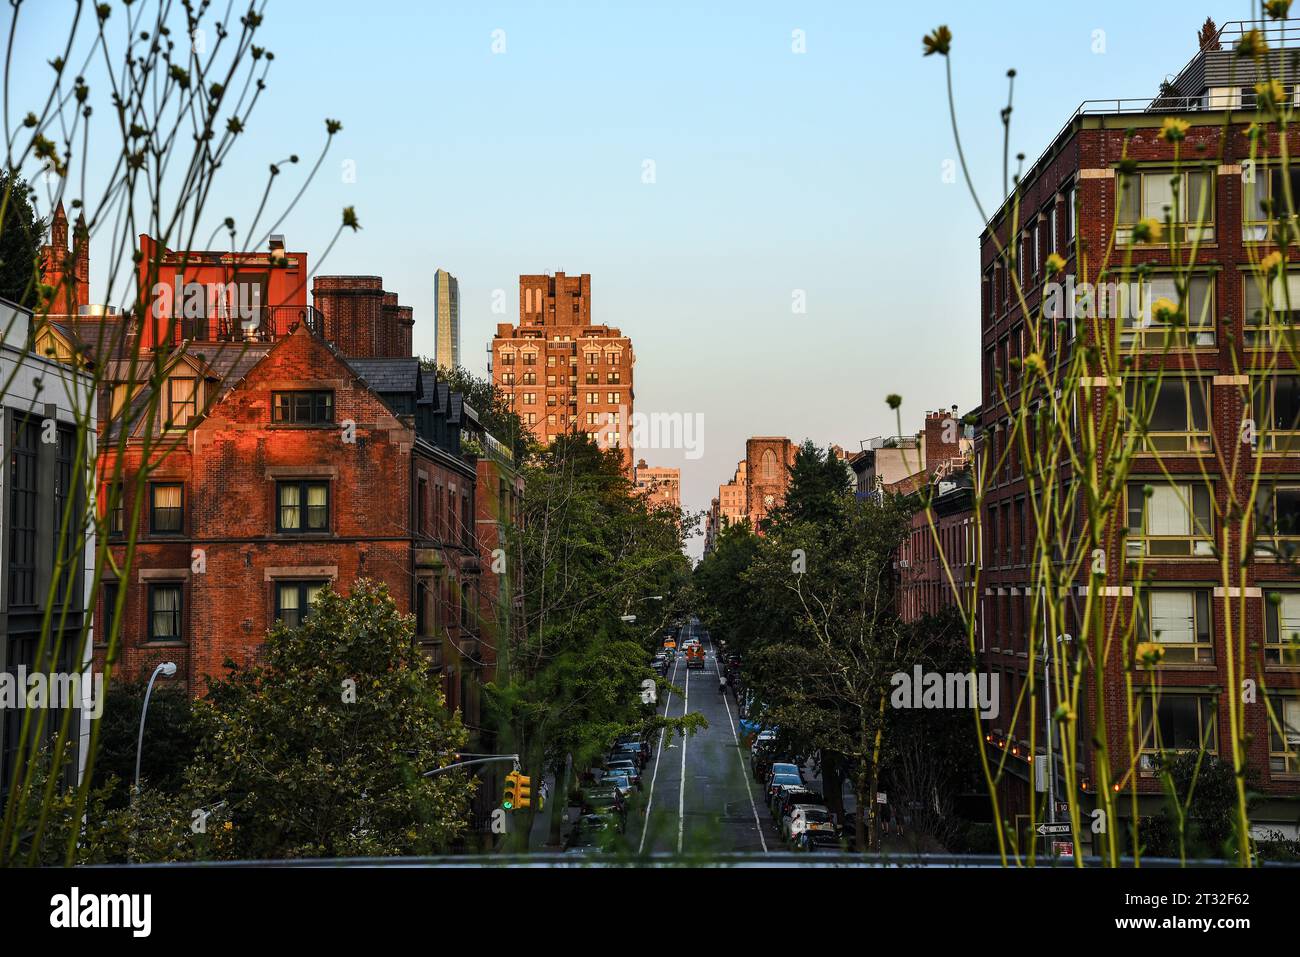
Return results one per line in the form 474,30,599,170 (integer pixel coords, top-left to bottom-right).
170,304,327,344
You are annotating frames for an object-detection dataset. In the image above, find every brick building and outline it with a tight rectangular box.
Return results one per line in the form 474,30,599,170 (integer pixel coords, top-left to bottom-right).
894,409,977,625
978,19,1300,837
634,459,681,512
88,236,519,748
703,438,796,552
490,273,634,467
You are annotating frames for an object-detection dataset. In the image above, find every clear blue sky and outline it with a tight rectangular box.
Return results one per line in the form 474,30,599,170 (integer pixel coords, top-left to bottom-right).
11,1,1261,556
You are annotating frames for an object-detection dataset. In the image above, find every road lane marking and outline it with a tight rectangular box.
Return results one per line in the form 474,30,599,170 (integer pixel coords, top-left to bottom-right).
709,631,769,853
638,639,679,854
677,635,689,855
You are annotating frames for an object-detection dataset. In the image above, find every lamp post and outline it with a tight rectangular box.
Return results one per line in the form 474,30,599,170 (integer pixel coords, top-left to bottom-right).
134,661,177,794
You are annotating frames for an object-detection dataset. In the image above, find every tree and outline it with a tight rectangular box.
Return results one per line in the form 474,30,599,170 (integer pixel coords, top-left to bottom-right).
743,491,915,850
693,519,764,654
0,169,41,307
180,580,474,859
486,433,702,849
89,676,200,807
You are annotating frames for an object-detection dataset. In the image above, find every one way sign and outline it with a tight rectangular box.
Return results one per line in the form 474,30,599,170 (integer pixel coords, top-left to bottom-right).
1036,823,1071,836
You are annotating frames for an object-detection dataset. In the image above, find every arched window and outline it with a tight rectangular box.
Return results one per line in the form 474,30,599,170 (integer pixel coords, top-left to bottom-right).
760,449,778,479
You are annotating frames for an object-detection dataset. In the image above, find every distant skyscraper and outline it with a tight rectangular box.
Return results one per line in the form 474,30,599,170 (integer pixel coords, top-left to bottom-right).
433,268,460,368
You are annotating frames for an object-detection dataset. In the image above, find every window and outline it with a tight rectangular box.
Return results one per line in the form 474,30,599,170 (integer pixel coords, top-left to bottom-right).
148,583,183,641
1138,694,1218,764
585,372,598,385
168,377,198,428
522,372,537,385
1137,590,1213,663
501,372,514,385
547,355,556,367
1252,374,1300,450
275,580,326,629
499,353,515,366
608,392,620,404
1255,484,1300,559
7,415,39,607
522,352,537,365
547,394,557,406
586,353,599,366
277,480,329,532
271,390,334,425
100,581,119,644
1123,376,1211,452
150,483,184,534
1243,165,1300,242
1117,169,1214,242
522,393,536,405
1125,482,1213,557
1244,270,1300,347
1269,696,1300,774
1120,275,1215,348
1064,185,1076,241
1265,592,1300,665
546,375,556,386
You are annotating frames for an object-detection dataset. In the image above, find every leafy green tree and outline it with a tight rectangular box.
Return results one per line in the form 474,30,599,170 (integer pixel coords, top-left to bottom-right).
486,433,702,849
0,169,41,308
89,677,200,807
692,519,764,653
179,580,474,859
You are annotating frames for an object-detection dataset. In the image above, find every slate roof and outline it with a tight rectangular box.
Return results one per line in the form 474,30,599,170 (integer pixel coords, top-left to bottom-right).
347,357,422,396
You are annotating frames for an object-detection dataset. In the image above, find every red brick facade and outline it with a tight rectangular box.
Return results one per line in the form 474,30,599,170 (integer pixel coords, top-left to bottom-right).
978,104,1300,828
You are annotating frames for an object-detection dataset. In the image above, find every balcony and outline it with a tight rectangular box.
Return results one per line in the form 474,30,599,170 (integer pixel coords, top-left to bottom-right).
166,305,328,345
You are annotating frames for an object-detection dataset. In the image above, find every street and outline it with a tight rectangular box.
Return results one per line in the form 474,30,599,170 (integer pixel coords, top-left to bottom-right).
636,619,770,857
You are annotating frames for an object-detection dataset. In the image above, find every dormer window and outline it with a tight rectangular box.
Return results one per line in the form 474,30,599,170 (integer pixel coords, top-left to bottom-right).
167,376,198,429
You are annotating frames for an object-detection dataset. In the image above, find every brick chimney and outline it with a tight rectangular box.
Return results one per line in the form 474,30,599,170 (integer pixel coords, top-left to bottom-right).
924,406,962,475
312,276,385,358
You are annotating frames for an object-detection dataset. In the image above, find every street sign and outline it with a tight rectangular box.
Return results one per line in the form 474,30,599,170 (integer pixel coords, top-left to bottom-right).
1036,823,1071,836
1052,840,1074,858
876,792,887,805
1054,802,1071,816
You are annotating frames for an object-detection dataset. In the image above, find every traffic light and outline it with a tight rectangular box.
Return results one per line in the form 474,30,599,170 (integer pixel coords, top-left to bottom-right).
502,771,520,810
514,774,532,811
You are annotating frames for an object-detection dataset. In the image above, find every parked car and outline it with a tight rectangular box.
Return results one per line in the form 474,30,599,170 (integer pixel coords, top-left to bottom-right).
765,772,804,804
610,743,645,770
775,788,824,834
564,813,621,853
765,762,803,786
603,758,642,788
616,734,651,765
580,784,626,815
788,805,840,850
602,770,635,798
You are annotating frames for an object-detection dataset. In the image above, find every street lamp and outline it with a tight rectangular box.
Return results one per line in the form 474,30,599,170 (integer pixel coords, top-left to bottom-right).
134,661,177,794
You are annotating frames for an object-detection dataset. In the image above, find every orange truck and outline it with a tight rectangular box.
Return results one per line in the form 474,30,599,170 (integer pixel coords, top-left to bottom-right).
685,643,705,670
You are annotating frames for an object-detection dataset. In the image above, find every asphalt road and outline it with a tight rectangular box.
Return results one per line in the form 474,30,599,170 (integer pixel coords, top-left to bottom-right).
636,618,771,857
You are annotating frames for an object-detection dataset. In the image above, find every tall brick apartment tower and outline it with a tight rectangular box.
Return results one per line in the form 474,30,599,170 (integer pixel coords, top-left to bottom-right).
491,273,635,467
978,19,1300,841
